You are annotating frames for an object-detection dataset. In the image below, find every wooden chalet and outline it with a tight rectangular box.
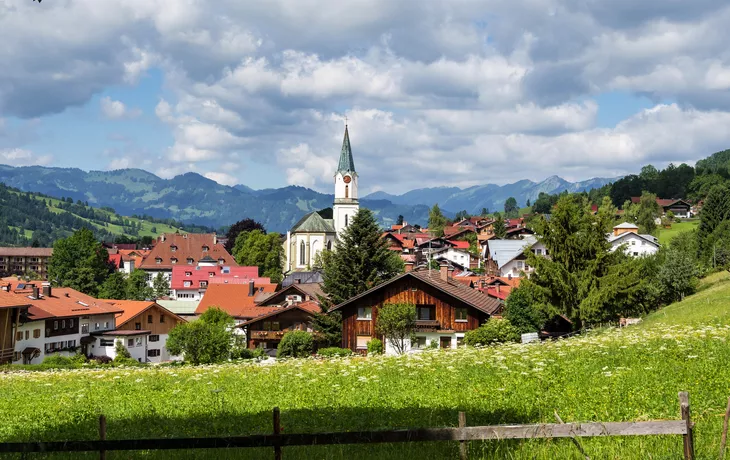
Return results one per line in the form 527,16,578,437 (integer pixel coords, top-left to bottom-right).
0,285,30,364
331,263,502,354
237,301,321,351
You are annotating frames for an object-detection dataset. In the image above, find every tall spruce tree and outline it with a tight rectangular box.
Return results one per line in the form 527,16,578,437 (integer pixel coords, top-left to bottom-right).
493,214,507,238
428,204,448,237
698,184,730,253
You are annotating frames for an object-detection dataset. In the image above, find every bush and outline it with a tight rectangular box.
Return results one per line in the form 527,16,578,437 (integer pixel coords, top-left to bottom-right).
92,356,113,365
70,353,87,365
111,357,143,367
41,355,76,368
367,338,383,356
231,347,266,360
317,347,353,358
114,340,132,360
464,319,521,346
277,331,314,358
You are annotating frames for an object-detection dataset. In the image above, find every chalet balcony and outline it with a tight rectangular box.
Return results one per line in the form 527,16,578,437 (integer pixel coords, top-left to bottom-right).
251,328,317,341
414,320,441,331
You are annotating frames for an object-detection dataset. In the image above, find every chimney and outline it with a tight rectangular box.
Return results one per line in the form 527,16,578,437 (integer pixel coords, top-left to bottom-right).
31,285,39,299
404,261,414,273
213,233,217,245
448,265,454,279
42,282,51,297
439,261,449,282
248,280,255,297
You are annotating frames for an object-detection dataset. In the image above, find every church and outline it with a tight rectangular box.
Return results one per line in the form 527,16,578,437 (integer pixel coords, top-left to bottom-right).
283,126,359,272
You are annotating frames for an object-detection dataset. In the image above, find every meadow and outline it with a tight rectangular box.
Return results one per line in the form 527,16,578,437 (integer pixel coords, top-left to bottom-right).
657,219,700,245
2,274,730,459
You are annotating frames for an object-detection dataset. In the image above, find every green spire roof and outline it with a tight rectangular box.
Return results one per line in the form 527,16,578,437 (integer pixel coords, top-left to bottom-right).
291,212,335,234
337,125,356,173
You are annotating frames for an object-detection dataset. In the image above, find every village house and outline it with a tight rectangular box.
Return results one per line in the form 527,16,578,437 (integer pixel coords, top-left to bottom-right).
630,197,693,218
195,281,279,325
608,223,660,257
101,300,187,362
430,240,477,270
331,263,502,355
106,248,150,274
0,288,30,365
282,270,323,288
0,247,54,279
170,263,263,301
6,282,122,365
237,301,321,353
484,235,547,278
138,233,236,287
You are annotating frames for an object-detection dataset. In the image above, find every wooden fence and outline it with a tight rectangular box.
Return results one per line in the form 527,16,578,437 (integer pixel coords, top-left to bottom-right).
0,392,696,459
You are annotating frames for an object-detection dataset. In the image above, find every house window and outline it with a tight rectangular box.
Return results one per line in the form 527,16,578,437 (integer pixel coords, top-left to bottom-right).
187,258,194,265
148,349,161,357
53,321,58,331
200,281,208,288
100,339,115,347
185,272,192,276
413,336,427,349
127,338,134,347
416,305,435,321
149,335,159,342
81,324,88,334
456,337,464,348
24,330,29,340
631,240,636,246
218,258,224,265
633,252,639,257
209,272,215,277
170,245,177,252
61,320,66,329
135,323,142,330
95,322,100,330
155,258,162,264
15,331,22,341
356,336,370,349
136,337,143,347
357,307,372,320
69,319,74,328
160,315,165,323
345,214,348,227
148,315,153,324
104,321,109,329
171,258,178,264
300,241,306,266
516,261,524,270
455,308,468,322
202,245,209,252
184,281,191,287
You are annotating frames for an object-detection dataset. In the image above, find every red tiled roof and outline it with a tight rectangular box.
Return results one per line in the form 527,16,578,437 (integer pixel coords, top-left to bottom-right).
170,265,259,289
196,283,279,319
2,286,122,319
236,301,320,328
0,289,32,309
447,240,470,249
108,254,123,269
139,233,236,270
484,285,512,301
630,197,689,207
101,300,187,327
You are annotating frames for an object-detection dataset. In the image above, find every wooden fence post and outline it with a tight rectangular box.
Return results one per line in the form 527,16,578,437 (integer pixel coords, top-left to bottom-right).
99,415,106,460
273,407,281,460
720,397,730,460
679,392,694,460
458,411,467,460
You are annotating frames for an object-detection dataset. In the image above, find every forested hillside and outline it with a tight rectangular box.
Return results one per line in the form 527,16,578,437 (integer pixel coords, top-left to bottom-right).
0,182,207,246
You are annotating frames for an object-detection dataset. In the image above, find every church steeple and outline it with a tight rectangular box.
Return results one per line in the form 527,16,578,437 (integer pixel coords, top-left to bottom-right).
337,125,356,174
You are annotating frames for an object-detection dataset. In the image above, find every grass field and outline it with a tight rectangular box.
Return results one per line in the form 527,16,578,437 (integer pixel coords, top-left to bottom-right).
657,219,700,245
2,275,730,459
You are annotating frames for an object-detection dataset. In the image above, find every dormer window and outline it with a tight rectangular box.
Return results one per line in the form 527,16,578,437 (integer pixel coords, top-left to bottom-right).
170,245,178,252
185,271,192,276
171,258,178,264
187,258,194,265
202,245,209,252
155,257,162,264
209,272,215,277
218,258,224,265
200,281,208,288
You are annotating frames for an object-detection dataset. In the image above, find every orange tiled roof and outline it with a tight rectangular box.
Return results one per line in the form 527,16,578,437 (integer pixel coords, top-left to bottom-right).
196,283,279,319
2,286,122,318
139,233,236,270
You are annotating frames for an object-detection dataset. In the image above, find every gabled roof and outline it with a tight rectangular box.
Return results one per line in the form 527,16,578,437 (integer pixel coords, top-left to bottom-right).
101,300,187,327
9,287,122,319
256,283,325,306
487,236,538,269
139,233,236,270
331,270,501,315
607,231,660,246
447,240,471,250
196,283,279,319
290,212,336,234
236,302,321,328
337,125,356,174
613,222,639,230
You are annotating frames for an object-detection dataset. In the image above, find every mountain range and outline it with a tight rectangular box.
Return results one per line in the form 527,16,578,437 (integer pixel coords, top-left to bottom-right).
0,165,616,233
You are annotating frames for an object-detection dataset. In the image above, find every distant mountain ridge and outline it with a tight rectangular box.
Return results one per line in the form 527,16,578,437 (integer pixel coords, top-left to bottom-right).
364,175,617,214
0,165,616,232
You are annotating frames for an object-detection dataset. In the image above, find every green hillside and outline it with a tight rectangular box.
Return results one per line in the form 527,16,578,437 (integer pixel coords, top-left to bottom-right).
3,274,730,458
656,219,700,245
0,181,193,246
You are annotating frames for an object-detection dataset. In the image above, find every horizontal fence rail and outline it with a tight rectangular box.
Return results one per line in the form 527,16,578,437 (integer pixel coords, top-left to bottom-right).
0,392,696,459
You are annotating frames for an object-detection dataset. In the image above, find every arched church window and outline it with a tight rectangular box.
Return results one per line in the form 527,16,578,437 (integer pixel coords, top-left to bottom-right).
327,240,332,251
345,214,348,227
299,241,306,265
345,185,349,199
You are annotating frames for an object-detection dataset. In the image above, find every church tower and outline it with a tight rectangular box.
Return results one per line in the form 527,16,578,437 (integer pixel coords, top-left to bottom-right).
333,125,359,239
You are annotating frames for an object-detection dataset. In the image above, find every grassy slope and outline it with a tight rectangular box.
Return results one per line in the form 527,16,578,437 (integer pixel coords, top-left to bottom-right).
657,219,700,245
20,193,182,239
2,280,730,459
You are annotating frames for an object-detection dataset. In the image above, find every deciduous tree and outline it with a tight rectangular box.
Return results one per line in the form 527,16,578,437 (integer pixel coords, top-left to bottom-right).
48,228,112,296
375,302,416,355
126,269,153,301
98,272,127,300
233,230,284,283
166,307,235,365
224,218,266,253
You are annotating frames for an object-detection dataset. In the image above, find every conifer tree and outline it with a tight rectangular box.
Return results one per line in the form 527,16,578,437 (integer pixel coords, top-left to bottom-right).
698,184,730,253
428,204,447,237
493,214,507,238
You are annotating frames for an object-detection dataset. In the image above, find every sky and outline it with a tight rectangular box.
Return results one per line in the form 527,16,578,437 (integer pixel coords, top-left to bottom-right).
1,1,730,196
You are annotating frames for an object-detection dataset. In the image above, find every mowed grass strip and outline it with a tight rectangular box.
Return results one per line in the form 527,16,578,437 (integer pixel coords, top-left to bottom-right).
2,278,730,459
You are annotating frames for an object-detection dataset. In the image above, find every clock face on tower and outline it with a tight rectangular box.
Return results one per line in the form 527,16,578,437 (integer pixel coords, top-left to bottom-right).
343,175,352,184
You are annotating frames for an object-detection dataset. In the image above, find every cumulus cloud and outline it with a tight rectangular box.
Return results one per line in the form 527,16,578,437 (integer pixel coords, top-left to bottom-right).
100,97,141,119
3,0,730,192
0,148,53,166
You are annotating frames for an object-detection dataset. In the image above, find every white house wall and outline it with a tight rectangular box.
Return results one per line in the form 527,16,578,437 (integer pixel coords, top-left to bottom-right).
384,332,466,355
611,234,659,257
